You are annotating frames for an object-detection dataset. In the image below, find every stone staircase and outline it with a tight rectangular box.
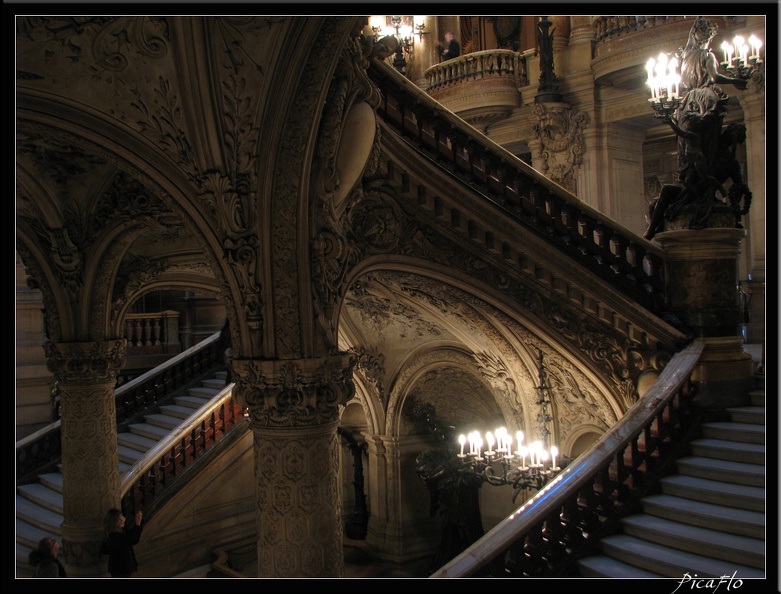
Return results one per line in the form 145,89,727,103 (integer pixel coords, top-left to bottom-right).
15,371,229,577
577,382,766,579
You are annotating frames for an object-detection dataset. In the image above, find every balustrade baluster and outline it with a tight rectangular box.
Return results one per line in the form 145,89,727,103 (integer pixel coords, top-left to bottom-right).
152,318,161,345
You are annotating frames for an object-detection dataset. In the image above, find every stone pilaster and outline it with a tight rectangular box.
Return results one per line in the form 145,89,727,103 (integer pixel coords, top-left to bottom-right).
43,339,127,577
655,228,754,411
231,353,355,578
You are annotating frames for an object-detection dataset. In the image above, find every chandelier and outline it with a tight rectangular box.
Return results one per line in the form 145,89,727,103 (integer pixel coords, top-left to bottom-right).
454,349,562,500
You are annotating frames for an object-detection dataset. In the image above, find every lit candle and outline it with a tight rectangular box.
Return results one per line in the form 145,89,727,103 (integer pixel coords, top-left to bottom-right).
551,446,559,470
667,57,679,99
646,58,656,99
505,433,513,457
475,435,483,458
529,441,539,466
733,36,745,64
516,431,524,452
540,449,549,469
486,432,495,455
749,35,762,60
721,40,731,63
519,445,528,468
459,434,466,456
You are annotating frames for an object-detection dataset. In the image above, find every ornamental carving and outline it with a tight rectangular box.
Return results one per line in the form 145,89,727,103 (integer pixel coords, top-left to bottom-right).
231,354,356,428
352,346,386,405
43,339,127,384
531,102,588,194
310,28,383,349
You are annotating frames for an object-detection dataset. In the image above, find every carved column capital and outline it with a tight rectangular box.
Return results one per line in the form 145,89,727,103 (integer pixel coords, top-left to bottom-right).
43,339,127,384
231,352,356,427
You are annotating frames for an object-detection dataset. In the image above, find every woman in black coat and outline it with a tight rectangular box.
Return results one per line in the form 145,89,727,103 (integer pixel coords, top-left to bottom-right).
28,537,67,577
102,508,144,577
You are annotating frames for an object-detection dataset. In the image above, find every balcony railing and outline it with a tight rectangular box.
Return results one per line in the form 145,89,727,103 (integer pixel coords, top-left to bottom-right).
425,49,527,91
124,310,181,357
429,339,704,577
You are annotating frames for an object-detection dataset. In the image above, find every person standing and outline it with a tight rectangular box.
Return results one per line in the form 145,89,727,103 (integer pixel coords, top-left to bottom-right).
28,537,67,577
438,32,460,61
101,508,144,578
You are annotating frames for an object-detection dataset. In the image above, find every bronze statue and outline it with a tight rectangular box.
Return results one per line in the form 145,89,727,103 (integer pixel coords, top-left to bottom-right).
644,18,752,240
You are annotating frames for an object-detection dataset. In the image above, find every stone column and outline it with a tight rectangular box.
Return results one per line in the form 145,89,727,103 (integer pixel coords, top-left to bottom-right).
654,228,754,412
568,16,595,47
737,78,766,344
44,339,127,577
232,353,355,578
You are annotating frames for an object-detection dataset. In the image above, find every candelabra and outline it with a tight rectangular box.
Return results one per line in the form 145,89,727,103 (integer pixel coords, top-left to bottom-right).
720,34,763,78
455,350,561,500
646,51,682,121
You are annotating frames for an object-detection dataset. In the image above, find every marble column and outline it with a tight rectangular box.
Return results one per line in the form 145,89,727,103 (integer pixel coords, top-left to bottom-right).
655,228,754,412
44,339,127,577
231,353,355,578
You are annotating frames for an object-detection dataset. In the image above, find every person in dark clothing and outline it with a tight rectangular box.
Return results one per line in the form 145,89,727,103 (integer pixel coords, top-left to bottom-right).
438,32,460,61
101,508,144,577
28,536,67,577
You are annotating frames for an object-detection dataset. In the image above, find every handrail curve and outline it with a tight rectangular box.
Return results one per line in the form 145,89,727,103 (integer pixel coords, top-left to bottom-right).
430,339,704,578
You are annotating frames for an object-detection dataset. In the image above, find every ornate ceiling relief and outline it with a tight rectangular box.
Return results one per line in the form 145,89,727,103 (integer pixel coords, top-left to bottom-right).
396,354,504,438
531,102,589,194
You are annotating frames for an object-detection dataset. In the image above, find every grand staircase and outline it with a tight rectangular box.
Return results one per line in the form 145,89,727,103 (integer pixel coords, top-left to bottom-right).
15,370,229,577
577,378,766,578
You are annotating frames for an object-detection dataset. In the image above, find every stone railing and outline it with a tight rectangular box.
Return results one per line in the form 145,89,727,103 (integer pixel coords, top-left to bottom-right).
425,49,527,91
592,16,687,43
125,310,181,356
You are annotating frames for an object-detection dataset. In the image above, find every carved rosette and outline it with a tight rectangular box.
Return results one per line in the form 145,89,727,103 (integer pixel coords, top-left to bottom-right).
231,353,356,428
43,340,127,573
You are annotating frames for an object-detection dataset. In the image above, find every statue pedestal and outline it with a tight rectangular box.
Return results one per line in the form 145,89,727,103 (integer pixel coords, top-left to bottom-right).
655,227,754,413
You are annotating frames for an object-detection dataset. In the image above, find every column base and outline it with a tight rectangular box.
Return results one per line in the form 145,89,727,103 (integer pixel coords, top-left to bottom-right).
691,337,754,415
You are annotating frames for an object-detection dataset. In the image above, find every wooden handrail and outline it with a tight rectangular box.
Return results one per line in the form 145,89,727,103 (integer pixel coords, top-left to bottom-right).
430,339,704,577
119,382,247,517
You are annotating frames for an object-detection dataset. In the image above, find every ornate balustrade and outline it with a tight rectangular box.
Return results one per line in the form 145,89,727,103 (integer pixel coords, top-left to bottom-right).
592,16,688,44
369,58,667,313
424,50,527,132
125,310,181,356
425,49,527,90
429,339,704,577
120,383,247,519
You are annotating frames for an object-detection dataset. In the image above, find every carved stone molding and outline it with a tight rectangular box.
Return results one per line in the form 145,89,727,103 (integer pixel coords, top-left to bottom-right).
231,353,356,428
